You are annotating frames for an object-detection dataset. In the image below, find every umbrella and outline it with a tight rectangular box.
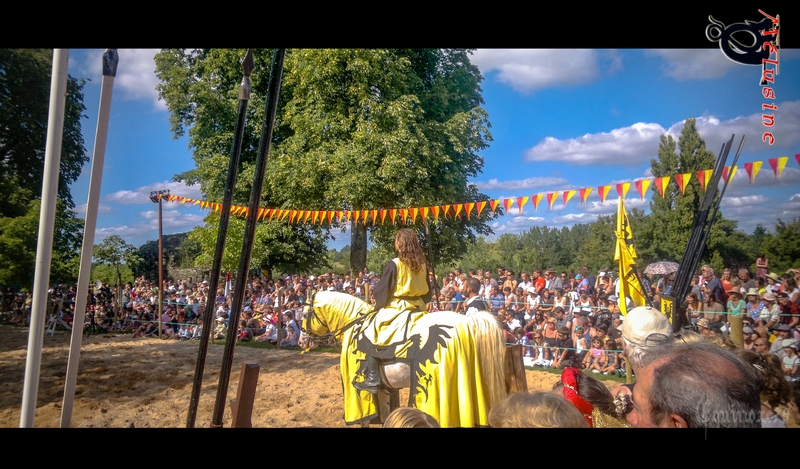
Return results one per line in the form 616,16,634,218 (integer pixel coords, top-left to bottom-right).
644,261,679,276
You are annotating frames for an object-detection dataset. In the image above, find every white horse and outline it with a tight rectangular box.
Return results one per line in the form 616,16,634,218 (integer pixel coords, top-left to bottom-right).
299,291,507,428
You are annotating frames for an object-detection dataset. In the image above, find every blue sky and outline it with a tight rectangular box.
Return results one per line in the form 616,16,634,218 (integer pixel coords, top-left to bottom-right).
65,48,800,250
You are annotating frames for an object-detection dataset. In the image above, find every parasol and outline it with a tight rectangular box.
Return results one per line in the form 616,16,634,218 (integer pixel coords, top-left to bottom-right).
643,261,680,276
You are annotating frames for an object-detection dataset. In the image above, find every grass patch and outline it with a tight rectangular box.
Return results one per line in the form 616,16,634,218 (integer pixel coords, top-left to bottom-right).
524,365,632,384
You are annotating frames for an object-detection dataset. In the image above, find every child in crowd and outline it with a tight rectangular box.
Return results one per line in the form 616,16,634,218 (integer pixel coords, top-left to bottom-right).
583,337,607,373
514,327,533,357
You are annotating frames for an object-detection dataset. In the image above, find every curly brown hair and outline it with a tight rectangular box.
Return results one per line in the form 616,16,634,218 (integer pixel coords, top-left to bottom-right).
733,349,792,409
395,228,426,273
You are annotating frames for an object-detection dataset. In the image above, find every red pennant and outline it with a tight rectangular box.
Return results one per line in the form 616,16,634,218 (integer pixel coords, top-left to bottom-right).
421,206,430,220
442,205,452,219
431,206,440,220
531,194,543,211
579,188,591,205
546,192,557,210
597,185,611,204
476,201,486,218
464,202,475,220
453,204,463,218
489,199,500,213
503,198,514,215
516,196,528,212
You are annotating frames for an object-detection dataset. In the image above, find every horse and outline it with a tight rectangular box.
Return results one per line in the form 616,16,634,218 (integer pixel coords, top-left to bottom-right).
299,291,507,428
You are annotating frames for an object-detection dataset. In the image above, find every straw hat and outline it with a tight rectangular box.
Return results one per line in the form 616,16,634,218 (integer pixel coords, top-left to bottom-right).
766,272,781,282
746,288,759,297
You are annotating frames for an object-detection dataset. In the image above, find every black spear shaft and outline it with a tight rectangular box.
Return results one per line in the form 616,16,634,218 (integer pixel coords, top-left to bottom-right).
670,134,736,330
423,218,440,310
186,49,254,428
211,48,285,427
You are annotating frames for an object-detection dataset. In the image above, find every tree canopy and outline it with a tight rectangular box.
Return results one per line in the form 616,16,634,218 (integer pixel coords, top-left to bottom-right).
0,49,88,288
155,49,495,275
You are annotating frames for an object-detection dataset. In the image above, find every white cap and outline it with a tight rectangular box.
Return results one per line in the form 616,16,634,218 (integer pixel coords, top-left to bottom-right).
621,306,672,347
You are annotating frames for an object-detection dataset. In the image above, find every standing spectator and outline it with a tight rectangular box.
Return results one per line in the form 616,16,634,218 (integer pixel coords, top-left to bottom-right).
738,268,757,294
756,253,769,282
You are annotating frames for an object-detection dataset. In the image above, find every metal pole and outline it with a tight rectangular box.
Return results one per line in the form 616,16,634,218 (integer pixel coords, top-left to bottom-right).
60,49,118,428
158,194,164,338
211,48,285,427
187,49,254,428
20,49,69,428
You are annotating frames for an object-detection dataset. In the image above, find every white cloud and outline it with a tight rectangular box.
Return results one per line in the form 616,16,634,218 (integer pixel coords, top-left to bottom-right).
525,122,666,165
73,49,163,111
473,176,569,191
524,100,800,166
95,211,206,244
470,49,614,94
552,213,600,224
105,180,203,205
71,203,113,215
667,101,800,153
645,49,740,80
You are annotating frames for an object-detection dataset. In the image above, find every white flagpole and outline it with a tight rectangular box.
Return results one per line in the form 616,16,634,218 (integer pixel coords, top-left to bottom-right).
60,49,119,428
20,49,70,427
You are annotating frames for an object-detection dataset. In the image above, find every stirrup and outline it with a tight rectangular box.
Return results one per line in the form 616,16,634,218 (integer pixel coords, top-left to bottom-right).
353,379,380,394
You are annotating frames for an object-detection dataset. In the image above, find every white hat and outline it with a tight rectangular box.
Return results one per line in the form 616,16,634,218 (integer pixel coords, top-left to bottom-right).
621,306,672,347
309,275,315,280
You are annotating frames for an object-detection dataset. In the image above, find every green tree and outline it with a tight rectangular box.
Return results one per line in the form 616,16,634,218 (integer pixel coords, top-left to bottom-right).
761,218,800,274
93,235,142,292
0,49,88,216
0,199,83,289
155,49,494,275
637,118,744,268
0,49,88,289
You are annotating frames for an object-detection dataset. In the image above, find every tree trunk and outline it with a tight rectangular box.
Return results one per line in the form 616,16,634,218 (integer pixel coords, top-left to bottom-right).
350,221,367,273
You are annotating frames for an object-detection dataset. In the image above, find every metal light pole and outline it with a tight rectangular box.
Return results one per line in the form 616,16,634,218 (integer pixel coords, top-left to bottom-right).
150,189,169,338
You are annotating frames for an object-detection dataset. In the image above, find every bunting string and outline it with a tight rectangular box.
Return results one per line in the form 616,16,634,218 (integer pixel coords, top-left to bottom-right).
164,154,799,225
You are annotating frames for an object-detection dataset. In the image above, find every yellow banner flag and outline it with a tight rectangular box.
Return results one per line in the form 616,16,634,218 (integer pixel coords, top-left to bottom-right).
614,197,646,316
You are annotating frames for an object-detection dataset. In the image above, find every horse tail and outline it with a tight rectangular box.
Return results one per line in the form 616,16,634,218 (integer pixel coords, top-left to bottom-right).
459,311,508,409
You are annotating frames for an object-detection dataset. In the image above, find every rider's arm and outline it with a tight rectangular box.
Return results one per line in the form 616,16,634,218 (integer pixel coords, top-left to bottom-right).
373,261,397,310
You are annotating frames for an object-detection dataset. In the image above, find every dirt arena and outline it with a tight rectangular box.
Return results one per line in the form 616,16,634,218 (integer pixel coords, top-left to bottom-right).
0,325,618,427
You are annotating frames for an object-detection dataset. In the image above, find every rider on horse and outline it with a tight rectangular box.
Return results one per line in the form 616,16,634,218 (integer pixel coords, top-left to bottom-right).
353,228,432,393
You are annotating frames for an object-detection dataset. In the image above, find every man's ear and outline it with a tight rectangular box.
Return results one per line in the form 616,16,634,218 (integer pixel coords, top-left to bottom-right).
668,414,689,428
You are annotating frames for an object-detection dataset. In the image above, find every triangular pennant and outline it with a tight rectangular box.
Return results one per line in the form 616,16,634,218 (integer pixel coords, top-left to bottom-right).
489,199,500,213
442,205,451,219
598,185,612,204
380,209,387,225
268,209,276,220
258,208,265,220
410,207,419,223
328,211,336,225
346,211,352,223
336,210,344,224
635,179,650,201
616,182,631,199
579,188,592,205
282,209,291,221
431,206,440,220
304,210,313,224
653,176,669,198
361,210,369,225
744,161,762,184
562,190,576,207
464,202,475,220
796,154,800,167
371,209,378,225
353,210,361,225
476,201,486,218
546,192,557,210
675,173,691,195
400,208,409,224
720,166,735,183
502,198,514,215
516,196,529,212
193,199,201,206
314,211,321,224
531,194,543,211
421,206,430,220
390,209,397,224
453,204,463,219
696,170,712,191
769,156,788,179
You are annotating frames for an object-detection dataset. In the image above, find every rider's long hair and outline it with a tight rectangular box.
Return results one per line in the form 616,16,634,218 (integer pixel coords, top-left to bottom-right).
395,228,426,273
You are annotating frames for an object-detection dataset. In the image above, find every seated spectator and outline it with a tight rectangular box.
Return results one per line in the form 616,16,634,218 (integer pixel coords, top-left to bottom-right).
552,326,579,369
529,332,552,367
488,391,589,428
783,339,800,382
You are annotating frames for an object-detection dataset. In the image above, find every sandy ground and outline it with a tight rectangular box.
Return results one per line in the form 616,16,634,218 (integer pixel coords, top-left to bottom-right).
0,324,617,428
